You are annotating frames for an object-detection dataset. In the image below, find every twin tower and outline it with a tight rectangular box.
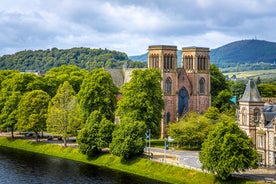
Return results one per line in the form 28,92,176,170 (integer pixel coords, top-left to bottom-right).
148,45,211,137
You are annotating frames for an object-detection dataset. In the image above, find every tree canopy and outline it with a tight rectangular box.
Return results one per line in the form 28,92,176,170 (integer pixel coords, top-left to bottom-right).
16,90,51,142
78,68,118,121
44,65,88,97
47,81,83,147
116,69,164,137
168,112,213,148
110,117,146,159
199,121,258,180
77,110,114,157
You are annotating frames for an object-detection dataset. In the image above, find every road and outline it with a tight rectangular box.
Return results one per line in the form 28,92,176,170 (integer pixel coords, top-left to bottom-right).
146,147,201,170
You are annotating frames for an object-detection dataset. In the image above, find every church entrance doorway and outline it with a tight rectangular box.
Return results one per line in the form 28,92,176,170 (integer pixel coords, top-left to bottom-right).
178,88,189,116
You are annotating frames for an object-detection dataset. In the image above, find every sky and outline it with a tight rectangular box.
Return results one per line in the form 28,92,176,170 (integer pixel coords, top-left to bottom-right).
1,0,276,56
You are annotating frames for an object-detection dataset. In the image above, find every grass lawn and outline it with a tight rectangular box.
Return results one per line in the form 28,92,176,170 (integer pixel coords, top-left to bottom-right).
0,137,260,184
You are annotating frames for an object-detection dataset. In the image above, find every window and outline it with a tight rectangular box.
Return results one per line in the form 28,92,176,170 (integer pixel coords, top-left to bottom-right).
150,54,159,68
199,78,205,94
259,136,263,148
165,77,172,95
274,137,276,149
253,108,260,123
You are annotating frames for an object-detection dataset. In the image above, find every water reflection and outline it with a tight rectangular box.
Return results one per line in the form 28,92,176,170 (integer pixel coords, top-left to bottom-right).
0,146,167,184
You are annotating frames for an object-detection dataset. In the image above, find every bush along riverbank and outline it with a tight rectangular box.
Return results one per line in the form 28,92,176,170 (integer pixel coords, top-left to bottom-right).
0,137,257,184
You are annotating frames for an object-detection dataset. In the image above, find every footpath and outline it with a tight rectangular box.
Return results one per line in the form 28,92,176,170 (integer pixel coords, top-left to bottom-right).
146,147,276,183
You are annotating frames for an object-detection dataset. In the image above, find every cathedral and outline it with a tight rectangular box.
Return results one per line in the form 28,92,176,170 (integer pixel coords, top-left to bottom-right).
147,45,211,137
108,45,211,137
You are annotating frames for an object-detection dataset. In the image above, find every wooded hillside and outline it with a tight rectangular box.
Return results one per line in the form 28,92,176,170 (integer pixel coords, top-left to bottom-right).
0,47,146,72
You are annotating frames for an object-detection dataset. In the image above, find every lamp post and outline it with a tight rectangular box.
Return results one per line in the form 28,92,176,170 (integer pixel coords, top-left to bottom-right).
146,129,151,156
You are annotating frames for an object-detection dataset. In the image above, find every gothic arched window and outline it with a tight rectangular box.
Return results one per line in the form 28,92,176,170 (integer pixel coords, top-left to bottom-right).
165,77,172,95
199,78,205,94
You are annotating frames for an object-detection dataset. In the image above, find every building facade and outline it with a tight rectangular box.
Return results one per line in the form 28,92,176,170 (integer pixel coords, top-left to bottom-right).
237,79,276,167
147,45,211,137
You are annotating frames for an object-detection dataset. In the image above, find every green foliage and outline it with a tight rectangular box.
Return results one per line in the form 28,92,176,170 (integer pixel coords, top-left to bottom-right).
168,112,213,148
47,81,83,147
0,47,146,72
257,82,276,97
77,111,114,157
16,90,51,141
0,91,21,138
110,117,146,159
44,65,88,97
199,121,258,180
230,80,246,100
210,64,230,100
116,69,164,137
212,89,234,112
77,68,118,121
204,106,220,120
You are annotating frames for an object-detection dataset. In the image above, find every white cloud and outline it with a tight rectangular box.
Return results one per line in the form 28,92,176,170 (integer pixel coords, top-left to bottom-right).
0,0,276,56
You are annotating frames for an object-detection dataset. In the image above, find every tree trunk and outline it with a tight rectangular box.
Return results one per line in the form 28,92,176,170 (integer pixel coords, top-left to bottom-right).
35,132,39,143
11,128,14,139
64,137,67,147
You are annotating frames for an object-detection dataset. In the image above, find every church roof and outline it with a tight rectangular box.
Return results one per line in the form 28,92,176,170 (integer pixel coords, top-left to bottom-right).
106,69,124,88
239,79,264,102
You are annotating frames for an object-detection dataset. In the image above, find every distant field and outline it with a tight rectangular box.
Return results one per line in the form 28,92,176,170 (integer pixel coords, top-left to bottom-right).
223,69,276,80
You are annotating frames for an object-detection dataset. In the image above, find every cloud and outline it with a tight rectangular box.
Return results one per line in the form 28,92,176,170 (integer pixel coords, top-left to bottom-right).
0,0,276,56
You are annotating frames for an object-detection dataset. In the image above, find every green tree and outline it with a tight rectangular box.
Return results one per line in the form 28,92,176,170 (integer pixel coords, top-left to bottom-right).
168,112,213,148
212,89,234,112
204,106,220,121
0,92,21,138
258,82,276,97
77,110,114,157
110,117,146,159
47,81,83,147
210,64,230,102
16,90,51,142
199,121,258,180
78,68,118,121
116,69,164,137
230,80,246,100
44,65,88,97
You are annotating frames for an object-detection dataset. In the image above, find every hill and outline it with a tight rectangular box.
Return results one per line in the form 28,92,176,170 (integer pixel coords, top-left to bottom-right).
0,47,146,72
211,39,276,67
129,40,276,69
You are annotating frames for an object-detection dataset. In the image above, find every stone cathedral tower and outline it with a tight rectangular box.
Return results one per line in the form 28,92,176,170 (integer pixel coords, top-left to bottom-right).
148,45,211,137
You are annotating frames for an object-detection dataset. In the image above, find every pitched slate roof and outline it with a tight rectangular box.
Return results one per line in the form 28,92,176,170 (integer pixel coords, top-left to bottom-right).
239,79,264,102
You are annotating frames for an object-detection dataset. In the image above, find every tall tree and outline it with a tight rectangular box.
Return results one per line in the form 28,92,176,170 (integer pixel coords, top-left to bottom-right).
110,117,146,159
0,92,21,138
116,69,164,137
17,90,51,142
199,121,258,180
77,110,114,157
77,68,118,121
210,64,230,102
47,81,83,147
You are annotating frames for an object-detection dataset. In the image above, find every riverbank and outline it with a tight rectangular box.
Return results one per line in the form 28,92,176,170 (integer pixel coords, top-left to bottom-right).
0,137,257,184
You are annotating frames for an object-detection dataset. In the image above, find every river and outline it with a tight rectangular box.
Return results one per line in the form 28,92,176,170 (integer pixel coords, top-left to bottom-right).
0,146,167,184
